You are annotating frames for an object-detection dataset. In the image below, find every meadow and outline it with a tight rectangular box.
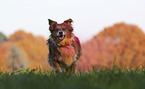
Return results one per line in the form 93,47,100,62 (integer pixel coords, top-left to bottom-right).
0,66,145,89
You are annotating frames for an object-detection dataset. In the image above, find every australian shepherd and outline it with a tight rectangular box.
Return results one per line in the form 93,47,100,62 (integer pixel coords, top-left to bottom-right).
47,18,81,73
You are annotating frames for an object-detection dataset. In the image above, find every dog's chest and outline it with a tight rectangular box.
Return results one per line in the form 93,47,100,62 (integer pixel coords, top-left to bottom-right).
58,45,76,66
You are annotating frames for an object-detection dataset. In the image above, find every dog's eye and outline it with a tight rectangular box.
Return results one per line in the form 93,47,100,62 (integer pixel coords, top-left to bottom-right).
62,28,65,30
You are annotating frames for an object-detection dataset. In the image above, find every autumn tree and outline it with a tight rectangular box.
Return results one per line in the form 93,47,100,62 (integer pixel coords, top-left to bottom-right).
0,42,12,72
9,30,50,71
5,45,27,72
78,23,145,70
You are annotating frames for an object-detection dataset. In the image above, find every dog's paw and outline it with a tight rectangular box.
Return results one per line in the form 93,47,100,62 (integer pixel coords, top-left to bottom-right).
55,68,62,73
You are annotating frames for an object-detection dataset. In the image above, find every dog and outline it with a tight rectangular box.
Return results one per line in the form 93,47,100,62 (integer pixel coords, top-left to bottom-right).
47,18,81,73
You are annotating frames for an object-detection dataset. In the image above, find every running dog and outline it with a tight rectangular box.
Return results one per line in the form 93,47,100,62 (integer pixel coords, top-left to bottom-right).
47,18,81,73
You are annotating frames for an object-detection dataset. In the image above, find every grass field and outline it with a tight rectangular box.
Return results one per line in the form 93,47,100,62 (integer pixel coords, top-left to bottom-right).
0,66,145,89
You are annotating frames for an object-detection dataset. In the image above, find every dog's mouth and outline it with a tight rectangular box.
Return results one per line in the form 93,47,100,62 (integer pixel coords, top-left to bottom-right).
57,35,66,41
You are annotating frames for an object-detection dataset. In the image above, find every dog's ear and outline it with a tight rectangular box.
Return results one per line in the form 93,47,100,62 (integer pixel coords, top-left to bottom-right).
63,18,73,31
48,19,57,31
48,19,57,25
64,18,73,24
63,18,73,25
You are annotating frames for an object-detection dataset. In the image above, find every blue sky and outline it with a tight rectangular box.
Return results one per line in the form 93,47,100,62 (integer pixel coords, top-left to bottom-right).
0,0,145,42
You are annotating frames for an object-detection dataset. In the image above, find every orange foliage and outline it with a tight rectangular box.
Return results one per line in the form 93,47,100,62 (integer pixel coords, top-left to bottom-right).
9,30,50,71
78,23,145,70
0,42,12,72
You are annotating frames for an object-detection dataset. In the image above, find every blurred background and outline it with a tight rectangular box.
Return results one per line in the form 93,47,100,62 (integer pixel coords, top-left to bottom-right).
0,0,145,72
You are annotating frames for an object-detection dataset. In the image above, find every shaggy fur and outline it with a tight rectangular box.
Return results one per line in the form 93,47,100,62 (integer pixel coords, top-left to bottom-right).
47,19,81,73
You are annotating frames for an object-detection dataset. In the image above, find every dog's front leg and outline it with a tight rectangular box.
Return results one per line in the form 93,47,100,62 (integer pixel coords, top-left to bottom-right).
53,61,62,73
66,62,76,74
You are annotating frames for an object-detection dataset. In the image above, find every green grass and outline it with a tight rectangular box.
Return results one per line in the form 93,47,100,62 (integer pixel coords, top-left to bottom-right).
0,66,145,89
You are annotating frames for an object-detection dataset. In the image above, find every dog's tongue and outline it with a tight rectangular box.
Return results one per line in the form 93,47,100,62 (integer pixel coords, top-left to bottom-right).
59,36,64,40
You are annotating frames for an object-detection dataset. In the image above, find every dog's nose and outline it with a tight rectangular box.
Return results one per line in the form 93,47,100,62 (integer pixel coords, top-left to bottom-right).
59,32,63,36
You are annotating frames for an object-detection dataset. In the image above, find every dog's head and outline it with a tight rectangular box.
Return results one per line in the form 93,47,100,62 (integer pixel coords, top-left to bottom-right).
48,19,73,41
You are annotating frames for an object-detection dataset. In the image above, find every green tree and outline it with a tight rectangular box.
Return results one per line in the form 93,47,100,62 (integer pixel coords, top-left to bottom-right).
0,32,7,43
